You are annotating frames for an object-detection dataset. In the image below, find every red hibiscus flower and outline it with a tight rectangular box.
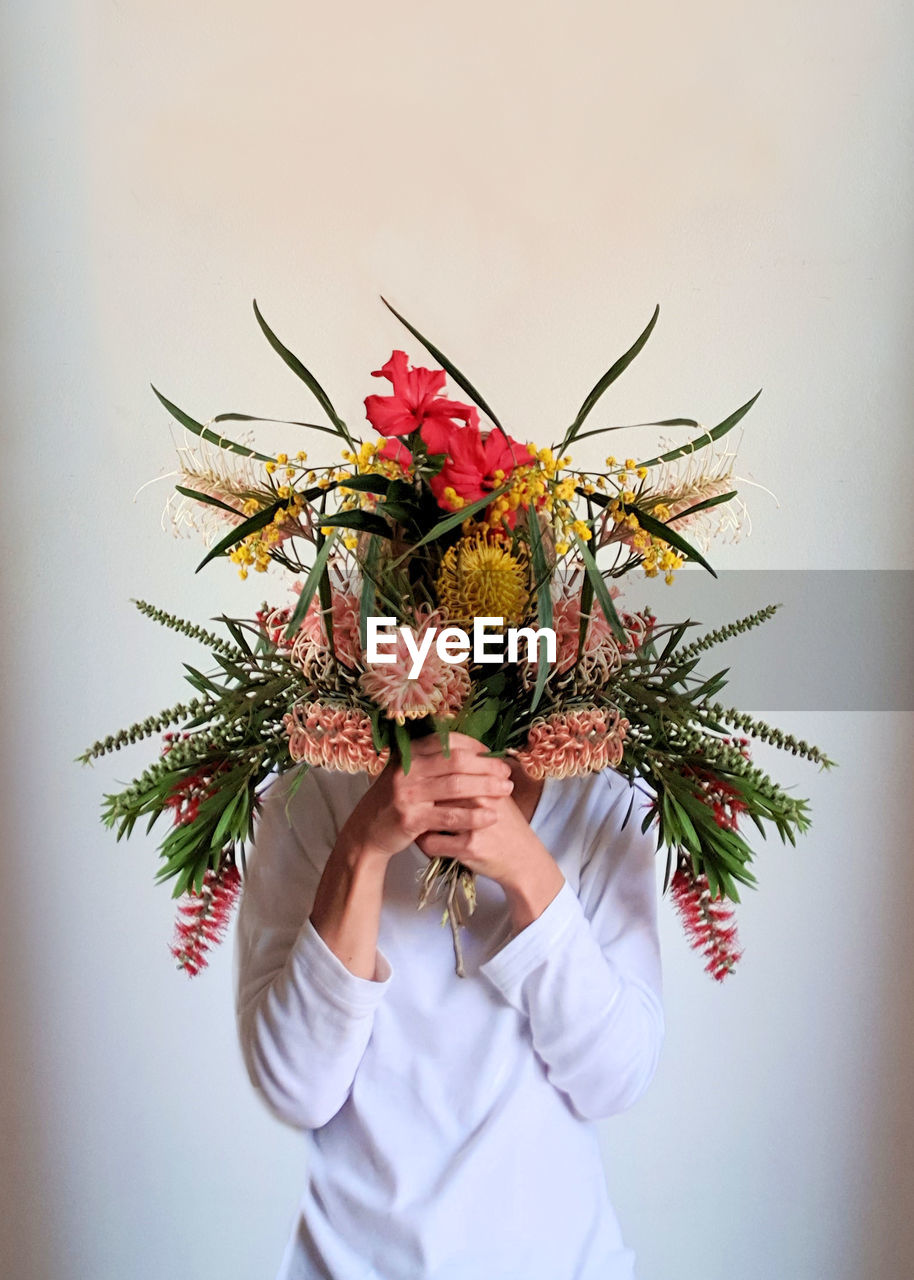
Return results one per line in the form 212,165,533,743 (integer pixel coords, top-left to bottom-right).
364,350,479,439
429,420,536,523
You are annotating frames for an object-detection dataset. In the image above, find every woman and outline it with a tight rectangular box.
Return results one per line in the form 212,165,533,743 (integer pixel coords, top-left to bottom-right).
234,731,664,1280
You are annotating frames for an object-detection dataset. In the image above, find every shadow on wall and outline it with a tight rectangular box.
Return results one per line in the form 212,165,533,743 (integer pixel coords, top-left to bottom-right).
861,714,914,1279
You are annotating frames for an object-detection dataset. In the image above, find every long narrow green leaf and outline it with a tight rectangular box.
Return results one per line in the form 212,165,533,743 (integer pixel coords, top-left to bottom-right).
320,510,392,537
635,390,762,470
665,489,737,523
560,305,660,450
577,570,594,661
387,485,509,567
252,300,354,446
337,474,392,495
282,532,339,640
568,417,700,445
394,720,412,774
379,296,504,430
151,386,274,462
359,537,380,652
195,501,283,573
527,509,553,714
572,536,628,644
626,504,718,577
175,485,244,517
213,411,350,442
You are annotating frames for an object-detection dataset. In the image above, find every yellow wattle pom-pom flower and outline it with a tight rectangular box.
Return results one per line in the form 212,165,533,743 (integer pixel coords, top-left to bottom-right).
436,527,530,626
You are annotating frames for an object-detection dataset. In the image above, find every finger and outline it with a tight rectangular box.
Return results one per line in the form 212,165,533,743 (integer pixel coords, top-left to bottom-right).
410,732,499,758
421,803,500,832
423,774,514,802
416,832,473,859
409,754,513,784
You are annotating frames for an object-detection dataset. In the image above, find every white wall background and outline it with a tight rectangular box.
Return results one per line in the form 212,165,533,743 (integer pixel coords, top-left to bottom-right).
2,2,912,1278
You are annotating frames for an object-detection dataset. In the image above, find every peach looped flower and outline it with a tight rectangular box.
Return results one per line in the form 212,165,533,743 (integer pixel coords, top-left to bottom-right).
514,705,629,779
283,701,389,775
358,608,471,725
296,587,362,668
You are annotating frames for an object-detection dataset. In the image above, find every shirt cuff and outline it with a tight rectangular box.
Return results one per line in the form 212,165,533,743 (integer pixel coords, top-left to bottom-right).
291,917,394,1016
478,878,585,1002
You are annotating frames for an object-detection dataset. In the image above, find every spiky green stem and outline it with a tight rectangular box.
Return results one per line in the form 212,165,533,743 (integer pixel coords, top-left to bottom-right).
671,603,781,662
76,697,214,764
132,598,240,658
700,702,837,768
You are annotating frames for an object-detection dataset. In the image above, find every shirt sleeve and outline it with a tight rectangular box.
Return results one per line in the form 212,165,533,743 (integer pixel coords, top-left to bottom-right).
233,767,394,1132
477,771,664,1122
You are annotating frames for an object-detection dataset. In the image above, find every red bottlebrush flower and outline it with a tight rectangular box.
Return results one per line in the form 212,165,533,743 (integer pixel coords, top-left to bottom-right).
683,765,750,832
671,860,743,981
256,603,296,649
170,857,242,977
364,349,480,440
163,758,232,828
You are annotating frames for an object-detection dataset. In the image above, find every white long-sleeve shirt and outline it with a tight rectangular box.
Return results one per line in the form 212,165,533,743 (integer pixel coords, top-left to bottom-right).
233,764,664,1280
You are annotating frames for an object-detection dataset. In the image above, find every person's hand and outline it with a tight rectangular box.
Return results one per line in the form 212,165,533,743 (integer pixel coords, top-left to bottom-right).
415,765,567,931
334,732,515,866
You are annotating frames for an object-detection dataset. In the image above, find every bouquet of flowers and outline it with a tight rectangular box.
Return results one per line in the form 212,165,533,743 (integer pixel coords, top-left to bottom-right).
78,298,835,980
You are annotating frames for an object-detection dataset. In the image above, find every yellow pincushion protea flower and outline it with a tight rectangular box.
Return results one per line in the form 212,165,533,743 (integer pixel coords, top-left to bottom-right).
436,526,530,626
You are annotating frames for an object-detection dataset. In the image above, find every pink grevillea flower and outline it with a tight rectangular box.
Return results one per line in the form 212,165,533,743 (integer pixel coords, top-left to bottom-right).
671,861,743,981
283,701,390,775
364,350,480,440
514,706,629,780
359,610,471,725
296,588,362,668
170,857,242,977
552,587,624,675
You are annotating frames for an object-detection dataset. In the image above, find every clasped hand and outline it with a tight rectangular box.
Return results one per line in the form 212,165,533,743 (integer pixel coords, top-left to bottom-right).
335,732,560,903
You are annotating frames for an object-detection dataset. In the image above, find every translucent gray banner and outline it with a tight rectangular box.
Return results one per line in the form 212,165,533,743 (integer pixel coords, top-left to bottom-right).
612,569,914,711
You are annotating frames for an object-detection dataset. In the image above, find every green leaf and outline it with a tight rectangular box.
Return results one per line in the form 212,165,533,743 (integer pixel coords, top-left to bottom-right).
573,536,628,644
212,411,348,442
626,504,718,577
320,510,393,538
456,697,501,741
672,490,738,522
380,296,504,429
560,305,660,450
359,537,380,653
151,386,275,462
577,571,594,662
394,720,412,774
252,300,354,446
337,474,393,495
635,390,762,470
282,532,339,640
387,485,509,567
568,417,700,445
195,501,284,573
527,509,553,714
175,485,245,517
212,788,244,849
